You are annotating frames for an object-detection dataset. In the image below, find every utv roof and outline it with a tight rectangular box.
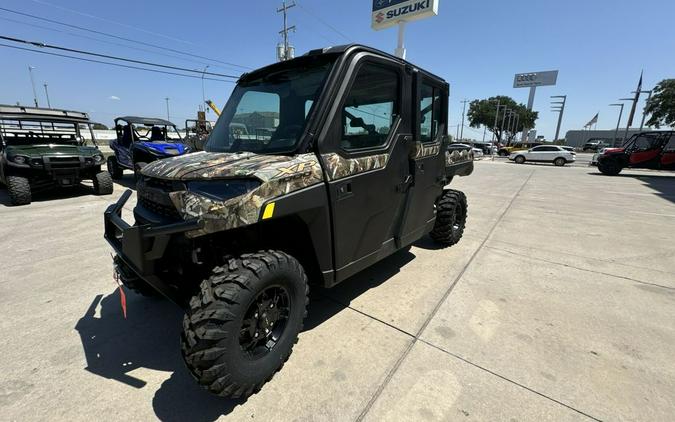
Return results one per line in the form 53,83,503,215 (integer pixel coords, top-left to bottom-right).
0,104,90,123
240,44,447,86
115,116,176,126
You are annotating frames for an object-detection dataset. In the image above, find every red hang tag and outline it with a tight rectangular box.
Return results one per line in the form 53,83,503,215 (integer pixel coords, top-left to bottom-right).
113,267,128,319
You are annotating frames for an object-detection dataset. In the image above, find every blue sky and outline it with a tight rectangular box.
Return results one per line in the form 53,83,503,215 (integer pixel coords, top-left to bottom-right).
1,0,673,139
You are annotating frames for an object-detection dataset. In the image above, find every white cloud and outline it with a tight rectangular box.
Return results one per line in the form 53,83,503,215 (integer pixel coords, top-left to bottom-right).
108,95,120,101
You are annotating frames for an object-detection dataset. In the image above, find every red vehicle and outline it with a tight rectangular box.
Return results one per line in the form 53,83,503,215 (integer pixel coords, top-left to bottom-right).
597,131,675,175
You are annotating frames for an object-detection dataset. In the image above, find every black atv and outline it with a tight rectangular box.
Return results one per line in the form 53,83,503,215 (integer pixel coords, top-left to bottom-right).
0,105,112,205
104,44,473,398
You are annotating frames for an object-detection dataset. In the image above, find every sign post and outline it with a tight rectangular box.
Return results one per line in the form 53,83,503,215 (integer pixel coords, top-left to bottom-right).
513,70,558,142
372,0,439,59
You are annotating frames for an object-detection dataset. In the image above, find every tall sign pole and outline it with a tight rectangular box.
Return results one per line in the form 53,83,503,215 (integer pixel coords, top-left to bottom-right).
513,70,558,142
372,0,439,59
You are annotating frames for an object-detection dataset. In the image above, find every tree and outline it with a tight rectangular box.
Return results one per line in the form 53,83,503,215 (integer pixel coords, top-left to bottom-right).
645,79,675,128
467,95,538,145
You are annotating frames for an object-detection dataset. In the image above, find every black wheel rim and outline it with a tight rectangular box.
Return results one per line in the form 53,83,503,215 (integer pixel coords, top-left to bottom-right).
239,285,291,360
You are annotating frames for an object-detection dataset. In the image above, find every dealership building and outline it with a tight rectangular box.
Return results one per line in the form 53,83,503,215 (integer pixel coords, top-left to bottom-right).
563,129,648,148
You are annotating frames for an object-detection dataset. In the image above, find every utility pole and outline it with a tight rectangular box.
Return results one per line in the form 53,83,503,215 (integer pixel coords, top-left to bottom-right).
43,82,52,108
609,103,624,145
28,66,39,107
459,99,469,140
550,95,567,141
165,97,170,121
277,1,296,62
201,65,210,115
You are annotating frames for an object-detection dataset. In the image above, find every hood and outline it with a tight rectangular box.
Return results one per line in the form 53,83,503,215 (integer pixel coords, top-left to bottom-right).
5,144,100,157
137,141,187,156
141,150,322,182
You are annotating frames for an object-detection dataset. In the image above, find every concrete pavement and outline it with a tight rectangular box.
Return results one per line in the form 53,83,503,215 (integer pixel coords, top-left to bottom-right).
1,161,674,421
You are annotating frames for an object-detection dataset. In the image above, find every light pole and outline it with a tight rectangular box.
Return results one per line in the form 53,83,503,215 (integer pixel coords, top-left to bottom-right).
619,97,634,141
501,108,510,145
550,95,567,141
513,113,520,139
609,103,624,145
165,97,170,121
634,89,653,131
28,66,39,107
201,65,210,115
459,99,469,141
491,99,501,143
43,83,51,108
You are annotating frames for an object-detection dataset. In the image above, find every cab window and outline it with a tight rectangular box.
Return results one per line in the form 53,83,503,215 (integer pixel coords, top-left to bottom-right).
632,134,658,151
341,63,399,151
420,83,441,143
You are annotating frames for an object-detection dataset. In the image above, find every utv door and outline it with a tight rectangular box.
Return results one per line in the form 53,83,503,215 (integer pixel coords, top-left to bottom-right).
628,133,662,168
319,55,412,282
397,74,448,245
659,133,675,169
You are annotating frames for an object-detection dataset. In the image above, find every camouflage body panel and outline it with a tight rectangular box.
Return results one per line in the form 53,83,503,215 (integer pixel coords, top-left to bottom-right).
320,152,389,181
411,141,441,159
446,148,473,165
140,152,323,237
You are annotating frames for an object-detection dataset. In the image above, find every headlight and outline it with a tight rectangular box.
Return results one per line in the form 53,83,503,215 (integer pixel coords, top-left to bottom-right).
187,179,261,202
93,154,104,163
12,155,27,165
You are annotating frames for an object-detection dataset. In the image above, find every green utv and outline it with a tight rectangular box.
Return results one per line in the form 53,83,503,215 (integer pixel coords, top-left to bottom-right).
0,105,112,205
105,45,473,398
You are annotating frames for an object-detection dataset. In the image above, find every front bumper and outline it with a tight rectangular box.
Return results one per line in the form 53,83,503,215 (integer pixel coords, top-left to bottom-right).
103,189,203,305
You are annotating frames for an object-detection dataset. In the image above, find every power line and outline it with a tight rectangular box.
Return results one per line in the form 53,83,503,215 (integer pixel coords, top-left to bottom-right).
296,2,353,43
0,6,252,70
0,35,239,78
0,43,235,83
0,16,244,72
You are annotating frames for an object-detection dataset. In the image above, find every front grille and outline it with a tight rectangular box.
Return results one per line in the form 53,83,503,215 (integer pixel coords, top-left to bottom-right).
137,177,183,220
44,156,81,169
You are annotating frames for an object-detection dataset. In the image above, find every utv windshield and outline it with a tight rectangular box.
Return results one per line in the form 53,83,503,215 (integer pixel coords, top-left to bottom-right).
206,55,336,154
131,123,182,143
0,118,95,146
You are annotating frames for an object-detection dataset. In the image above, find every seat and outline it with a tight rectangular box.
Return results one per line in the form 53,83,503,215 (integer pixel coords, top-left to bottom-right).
150,127,164,142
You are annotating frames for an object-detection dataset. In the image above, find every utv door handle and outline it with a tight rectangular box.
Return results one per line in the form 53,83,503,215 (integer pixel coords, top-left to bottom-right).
337,182,352,199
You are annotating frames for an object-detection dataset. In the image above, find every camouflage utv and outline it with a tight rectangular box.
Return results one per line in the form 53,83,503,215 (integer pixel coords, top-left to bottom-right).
0,105,112,205
104,45,473,398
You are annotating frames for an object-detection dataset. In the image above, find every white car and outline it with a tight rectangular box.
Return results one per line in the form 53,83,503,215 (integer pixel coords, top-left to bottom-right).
472,147,484,159
508,145,576,166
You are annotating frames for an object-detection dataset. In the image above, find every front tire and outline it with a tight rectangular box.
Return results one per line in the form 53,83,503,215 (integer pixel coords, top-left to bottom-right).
181,251,309,398
430,189,467,247
107,157,123,179
598,160,622,176
93,171,114,195
6,176,31,205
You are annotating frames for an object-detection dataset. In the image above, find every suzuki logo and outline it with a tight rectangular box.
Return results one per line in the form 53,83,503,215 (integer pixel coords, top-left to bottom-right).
375,12,385,23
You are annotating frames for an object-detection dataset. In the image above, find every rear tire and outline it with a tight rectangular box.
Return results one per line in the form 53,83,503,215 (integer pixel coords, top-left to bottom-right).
514,155,526,164
6,176,31,206
598,160,622,176
93,171,114,195
107,157,123,179
554,157,566,167
181,250,309,398
430,189,467,247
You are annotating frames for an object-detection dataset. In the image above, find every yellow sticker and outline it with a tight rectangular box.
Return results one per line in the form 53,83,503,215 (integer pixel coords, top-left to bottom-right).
262,202,275,220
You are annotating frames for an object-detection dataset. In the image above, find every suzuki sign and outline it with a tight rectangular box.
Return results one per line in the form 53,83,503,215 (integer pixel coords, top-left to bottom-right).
513,70,559,88
372,0,439,30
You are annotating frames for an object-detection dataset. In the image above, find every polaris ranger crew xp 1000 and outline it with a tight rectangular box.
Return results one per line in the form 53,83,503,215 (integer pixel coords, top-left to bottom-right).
0,105,112,205
104,45,473,398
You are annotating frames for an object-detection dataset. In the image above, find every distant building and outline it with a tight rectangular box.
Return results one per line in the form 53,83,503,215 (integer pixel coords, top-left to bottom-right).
564,129,648,147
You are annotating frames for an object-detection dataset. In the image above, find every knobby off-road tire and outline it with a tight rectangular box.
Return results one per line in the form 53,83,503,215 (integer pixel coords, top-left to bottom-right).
430,189,468,247
7,175,31,206
107,157,123,179
113,255,157,297
93,171,114,195
181,250,309,398
598,160,622,176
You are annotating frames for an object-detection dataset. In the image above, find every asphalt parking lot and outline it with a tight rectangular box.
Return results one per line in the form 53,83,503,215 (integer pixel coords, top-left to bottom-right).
1,161,674,421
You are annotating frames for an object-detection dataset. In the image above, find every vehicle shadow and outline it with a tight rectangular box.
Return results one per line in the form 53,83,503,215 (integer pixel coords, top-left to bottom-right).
0,184,97,207
588,172,675,204
113,174,138,190
75,247,417,420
